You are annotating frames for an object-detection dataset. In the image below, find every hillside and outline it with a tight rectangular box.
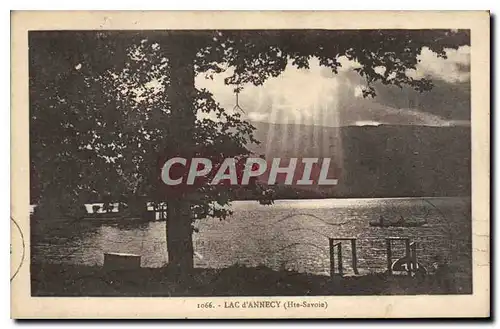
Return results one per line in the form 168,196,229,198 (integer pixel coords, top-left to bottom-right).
248,122,471,198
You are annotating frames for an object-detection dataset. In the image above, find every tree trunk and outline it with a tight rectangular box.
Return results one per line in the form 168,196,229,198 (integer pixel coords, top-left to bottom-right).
163,35,198,274
166,200,194,274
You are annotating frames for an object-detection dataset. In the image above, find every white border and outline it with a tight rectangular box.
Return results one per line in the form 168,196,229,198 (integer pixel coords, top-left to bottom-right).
5,6,494,326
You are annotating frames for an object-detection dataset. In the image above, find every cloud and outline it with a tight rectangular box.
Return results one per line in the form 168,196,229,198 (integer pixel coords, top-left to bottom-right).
353,85,364,98
336,55,362,73
325,46,471,85
247,112,269,122
408,46,471,83
195,47,471,127
337,96,466,127
378,107,455,127
354,120,382,126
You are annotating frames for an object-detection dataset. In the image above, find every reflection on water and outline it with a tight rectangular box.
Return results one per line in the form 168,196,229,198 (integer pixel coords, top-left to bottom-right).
32,197,471,276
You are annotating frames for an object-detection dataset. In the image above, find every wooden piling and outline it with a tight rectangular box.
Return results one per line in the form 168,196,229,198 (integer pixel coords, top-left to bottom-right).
386,239,392,275
351,239,359,275
329,238,335,278
336,243,343,276
405,239,411,276
410,242,417,272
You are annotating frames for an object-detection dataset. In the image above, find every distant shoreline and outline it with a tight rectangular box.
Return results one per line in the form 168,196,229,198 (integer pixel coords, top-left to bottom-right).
30,195,471,208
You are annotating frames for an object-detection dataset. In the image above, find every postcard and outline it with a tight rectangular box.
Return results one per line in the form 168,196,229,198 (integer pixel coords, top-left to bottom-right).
11,10,490,318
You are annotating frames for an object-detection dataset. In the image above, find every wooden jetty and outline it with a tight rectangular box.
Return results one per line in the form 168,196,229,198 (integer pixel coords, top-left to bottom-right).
329,237,359,277
328,236,427,278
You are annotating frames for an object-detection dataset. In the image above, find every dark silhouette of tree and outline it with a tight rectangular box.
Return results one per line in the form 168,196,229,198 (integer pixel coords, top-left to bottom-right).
30,29,469,275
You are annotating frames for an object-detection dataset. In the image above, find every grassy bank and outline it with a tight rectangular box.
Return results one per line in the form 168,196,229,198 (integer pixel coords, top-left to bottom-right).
31,263,471,297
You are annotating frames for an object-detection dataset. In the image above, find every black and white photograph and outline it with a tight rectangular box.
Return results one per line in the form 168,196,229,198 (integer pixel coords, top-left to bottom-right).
10,11,490,318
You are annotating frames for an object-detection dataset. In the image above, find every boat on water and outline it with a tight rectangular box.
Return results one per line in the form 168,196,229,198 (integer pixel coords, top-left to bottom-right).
82,210,164,223
369,215,427,228
31,202,168,223
82,215,149,223
82,203,165,223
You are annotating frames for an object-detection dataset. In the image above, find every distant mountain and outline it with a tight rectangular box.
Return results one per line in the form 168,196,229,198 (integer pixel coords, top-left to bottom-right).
247,122,471,198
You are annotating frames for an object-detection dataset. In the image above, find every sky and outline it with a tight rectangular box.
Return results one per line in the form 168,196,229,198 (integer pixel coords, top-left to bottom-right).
196,46,471,128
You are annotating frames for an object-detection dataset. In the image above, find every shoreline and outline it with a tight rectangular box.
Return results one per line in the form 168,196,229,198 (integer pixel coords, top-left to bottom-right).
31,262,472,297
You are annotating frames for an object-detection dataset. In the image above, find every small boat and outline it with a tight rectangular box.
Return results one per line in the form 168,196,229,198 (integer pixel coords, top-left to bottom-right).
369,215,427,228
82,209,160,223
82,215,145,223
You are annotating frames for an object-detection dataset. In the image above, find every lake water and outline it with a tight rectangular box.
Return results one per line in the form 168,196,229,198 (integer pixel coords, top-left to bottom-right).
31,197,472,276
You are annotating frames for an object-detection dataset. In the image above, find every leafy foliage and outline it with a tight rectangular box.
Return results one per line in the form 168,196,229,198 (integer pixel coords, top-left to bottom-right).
195,29,469,96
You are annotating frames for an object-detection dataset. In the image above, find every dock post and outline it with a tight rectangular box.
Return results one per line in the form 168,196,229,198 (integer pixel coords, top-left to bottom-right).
405,239,411,276
386,239,392,275
329,238,335,278
351,239,359,275
336,243,343,276
410,242,417,273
